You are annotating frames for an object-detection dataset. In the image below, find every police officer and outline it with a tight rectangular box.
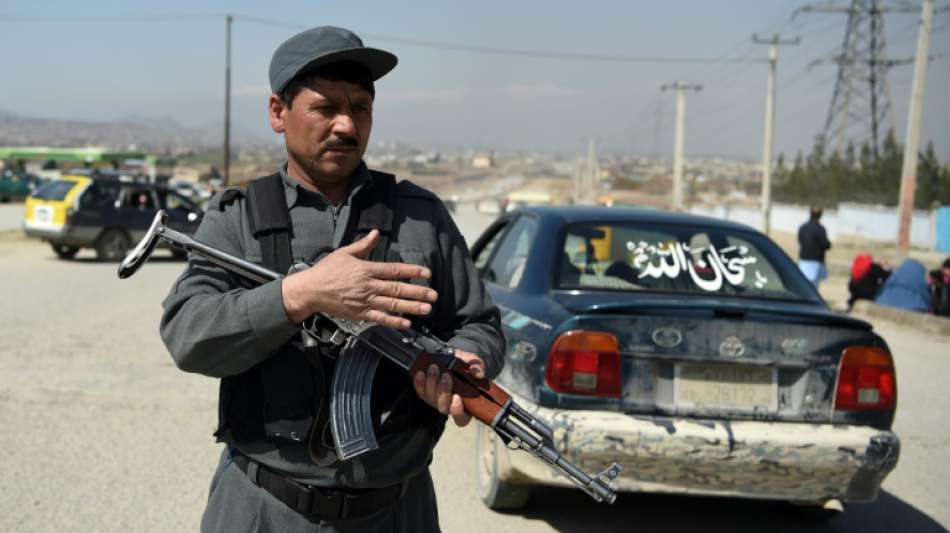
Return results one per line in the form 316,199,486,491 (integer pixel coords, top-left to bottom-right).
160,26,504,532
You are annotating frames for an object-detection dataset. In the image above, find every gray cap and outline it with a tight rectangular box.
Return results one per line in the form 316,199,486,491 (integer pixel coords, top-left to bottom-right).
269,26,398,95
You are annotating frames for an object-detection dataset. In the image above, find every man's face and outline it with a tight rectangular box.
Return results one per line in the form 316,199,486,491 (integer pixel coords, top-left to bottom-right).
269,77,373,183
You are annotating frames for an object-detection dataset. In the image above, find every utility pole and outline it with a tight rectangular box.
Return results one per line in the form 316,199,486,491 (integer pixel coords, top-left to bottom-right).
661,82,701,211
587,138,600,203
753,33,800,235
223,14,233,187
652,97,663,162
574,138,599,204
897,0,934,254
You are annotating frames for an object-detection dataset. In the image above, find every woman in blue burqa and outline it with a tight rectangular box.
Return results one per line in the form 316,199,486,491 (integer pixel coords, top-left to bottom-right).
875,259,930,312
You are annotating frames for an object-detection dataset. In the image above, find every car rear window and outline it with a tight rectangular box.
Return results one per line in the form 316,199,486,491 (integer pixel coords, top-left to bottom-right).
557,222,817,301
31,180,78,201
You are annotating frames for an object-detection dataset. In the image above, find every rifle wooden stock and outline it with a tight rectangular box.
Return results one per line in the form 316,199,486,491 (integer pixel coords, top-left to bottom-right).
408,353,511,424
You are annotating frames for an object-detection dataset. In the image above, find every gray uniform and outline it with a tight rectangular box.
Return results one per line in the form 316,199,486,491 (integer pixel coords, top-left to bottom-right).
160,162,505,531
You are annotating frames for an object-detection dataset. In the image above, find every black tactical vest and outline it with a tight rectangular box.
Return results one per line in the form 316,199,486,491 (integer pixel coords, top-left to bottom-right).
214,171,445,459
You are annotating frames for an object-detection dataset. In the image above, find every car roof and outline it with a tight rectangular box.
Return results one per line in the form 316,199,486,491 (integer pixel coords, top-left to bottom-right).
66,176,167,190
518,205,757,233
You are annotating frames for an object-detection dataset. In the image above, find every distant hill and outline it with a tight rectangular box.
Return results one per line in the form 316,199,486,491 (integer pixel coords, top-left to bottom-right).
0,110,265,151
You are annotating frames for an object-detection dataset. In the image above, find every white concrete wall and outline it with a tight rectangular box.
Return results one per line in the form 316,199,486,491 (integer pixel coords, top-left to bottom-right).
689,202,935,248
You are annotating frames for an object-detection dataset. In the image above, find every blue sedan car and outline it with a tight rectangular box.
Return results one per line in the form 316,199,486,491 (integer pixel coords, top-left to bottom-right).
469,206,899,514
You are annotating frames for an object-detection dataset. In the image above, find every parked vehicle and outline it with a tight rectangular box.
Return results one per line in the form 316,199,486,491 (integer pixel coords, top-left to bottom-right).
476,198,501,215
171,180,213,205
500,190,559,213
23,173,203,261
0,170,41,202
469,206,899,516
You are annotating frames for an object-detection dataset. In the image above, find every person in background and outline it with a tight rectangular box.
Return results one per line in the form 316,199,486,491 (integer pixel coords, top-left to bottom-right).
875,259,931,312
135,191,151,210
798,207,832,288
928,257,950,316
847,253,891,310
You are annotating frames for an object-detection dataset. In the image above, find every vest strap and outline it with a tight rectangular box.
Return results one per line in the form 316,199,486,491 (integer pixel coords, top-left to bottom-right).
247,173,293,274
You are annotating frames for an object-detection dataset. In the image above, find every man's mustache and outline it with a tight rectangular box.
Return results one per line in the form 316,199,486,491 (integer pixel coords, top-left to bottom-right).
323,136,359,149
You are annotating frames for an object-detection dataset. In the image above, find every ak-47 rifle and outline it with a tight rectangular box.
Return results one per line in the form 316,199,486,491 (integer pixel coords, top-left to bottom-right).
119,211,621,503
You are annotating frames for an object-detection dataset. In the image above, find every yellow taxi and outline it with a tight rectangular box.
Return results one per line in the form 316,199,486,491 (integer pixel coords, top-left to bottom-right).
22,175,92,257
23,172,204,260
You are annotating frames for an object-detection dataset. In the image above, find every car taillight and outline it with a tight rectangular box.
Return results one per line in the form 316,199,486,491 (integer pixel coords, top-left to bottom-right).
545,331,621,397
834,346,896,411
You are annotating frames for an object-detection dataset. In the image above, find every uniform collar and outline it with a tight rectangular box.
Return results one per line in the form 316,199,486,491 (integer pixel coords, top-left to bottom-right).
278,161,373,209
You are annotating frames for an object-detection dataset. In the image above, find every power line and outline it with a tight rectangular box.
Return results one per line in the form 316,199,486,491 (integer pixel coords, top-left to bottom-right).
354,35,765,64
670,10,846,135
1,13,768,65
676,63,824,127
700,59,759,94
690,70,838,145
687,84,761,122
674,1,799,83
0,14,222,22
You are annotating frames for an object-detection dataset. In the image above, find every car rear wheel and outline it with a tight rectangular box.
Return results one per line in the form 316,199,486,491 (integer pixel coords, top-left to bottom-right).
50,243,79,260
475,424,531,510
95,229,131,262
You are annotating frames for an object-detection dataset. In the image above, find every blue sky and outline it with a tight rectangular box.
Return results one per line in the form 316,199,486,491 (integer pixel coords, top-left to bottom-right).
1,0,947,160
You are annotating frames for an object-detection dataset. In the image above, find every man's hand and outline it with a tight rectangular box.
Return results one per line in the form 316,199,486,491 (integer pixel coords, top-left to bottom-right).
413,349,486,427
281,229,438,328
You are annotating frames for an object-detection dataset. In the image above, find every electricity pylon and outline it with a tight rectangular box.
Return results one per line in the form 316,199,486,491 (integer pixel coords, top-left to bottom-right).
797,0,917,157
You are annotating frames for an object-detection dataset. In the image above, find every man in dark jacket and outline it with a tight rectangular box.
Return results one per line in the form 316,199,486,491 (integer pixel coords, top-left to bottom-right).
797,207,832,288
160,26,504,532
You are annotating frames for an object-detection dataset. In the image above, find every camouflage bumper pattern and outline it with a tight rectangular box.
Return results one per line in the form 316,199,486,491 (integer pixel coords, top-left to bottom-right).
498,393,900,503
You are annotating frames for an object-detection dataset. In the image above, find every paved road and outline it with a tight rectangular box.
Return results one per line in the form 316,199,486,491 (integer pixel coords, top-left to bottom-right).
0,203,25,232
0,209,947,532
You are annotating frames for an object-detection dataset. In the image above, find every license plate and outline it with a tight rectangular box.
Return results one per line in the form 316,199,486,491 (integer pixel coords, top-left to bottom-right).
674,363,777,411
34,205,53,224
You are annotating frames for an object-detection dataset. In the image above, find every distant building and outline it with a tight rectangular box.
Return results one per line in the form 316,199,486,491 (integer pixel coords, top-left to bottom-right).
472,152,493,169
0,146,154,180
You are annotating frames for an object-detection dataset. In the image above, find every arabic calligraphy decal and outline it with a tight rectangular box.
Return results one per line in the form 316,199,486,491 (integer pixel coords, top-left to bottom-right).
627,241,768,292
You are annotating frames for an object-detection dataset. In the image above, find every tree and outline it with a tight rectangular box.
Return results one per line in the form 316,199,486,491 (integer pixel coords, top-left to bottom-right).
774,131,946,209
917,141,950,209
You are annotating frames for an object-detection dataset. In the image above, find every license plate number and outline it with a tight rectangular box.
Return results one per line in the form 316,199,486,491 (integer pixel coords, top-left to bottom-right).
675,363,777,411
34,205,53,224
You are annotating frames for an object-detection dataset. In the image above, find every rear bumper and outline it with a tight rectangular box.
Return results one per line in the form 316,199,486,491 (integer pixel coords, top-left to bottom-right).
22,220,66,241
22,221,99,247
498,393,900,503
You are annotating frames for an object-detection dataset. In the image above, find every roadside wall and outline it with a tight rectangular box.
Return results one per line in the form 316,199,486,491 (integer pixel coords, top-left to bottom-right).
937,207,950,253
690,202,935,248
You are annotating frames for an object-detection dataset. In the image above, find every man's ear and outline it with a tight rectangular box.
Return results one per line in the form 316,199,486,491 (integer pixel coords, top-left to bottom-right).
268,94,287,134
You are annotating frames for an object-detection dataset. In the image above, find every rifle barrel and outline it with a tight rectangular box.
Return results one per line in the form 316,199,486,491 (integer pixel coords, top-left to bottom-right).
158,225,280,284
